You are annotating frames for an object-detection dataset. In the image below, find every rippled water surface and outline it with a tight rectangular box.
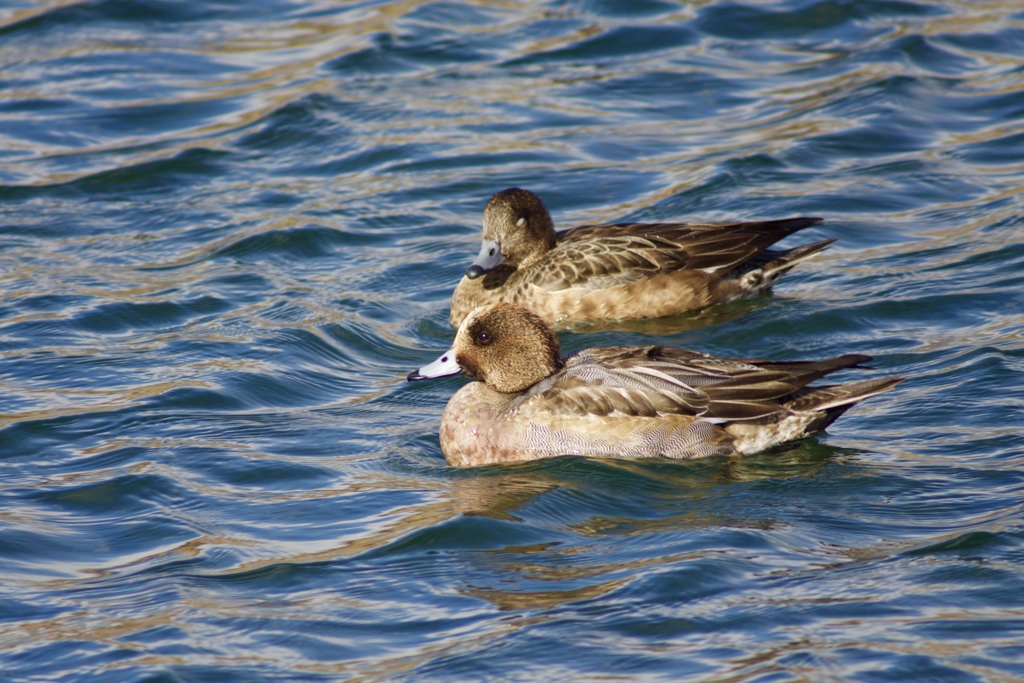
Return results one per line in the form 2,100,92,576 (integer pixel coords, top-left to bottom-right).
2,0,1024,680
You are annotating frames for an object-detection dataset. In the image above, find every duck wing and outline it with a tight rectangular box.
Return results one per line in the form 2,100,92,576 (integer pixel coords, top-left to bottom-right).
512,345,871,422
525,218,822,292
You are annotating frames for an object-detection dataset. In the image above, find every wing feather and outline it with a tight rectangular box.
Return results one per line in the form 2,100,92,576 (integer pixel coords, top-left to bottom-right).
509,346,869,422
523,218,822,292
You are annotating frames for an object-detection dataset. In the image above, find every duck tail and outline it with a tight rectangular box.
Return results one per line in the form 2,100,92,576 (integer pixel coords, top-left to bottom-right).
761,237,838,277
786,376,905,432
737,237,837,292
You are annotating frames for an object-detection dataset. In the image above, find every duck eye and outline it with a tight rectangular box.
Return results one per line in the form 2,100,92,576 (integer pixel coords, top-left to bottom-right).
516,217,526,228
476,331,492,345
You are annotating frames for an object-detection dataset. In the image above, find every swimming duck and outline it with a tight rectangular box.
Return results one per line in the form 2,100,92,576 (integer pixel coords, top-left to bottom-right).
411,303,902,467
450,188,835,328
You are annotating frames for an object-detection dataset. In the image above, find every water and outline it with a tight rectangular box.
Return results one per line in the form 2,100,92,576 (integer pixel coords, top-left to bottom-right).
2,0,1023,680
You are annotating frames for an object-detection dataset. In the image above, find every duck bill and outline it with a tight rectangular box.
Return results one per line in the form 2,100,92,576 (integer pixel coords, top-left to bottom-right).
407,348,461,381
465,240,503,279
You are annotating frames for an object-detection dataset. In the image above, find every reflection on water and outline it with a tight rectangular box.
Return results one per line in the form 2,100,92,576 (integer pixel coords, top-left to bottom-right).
2,0,1024,681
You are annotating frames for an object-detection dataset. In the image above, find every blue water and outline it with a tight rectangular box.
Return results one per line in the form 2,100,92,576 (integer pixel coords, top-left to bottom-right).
2,1,1023,680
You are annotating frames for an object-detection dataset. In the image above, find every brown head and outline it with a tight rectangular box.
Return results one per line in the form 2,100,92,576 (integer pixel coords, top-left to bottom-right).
465,188,557,279
409,303,564,393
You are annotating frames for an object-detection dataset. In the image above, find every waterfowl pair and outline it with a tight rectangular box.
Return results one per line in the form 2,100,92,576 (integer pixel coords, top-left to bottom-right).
450,188,835,328
411,303,902,468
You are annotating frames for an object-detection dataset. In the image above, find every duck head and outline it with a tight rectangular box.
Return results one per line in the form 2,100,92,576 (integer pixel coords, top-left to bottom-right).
465,188,557,279
408,303,564,393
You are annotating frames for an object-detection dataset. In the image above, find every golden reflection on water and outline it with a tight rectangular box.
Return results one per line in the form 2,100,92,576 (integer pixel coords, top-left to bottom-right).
0,379,212,431
5,0,1021,201
2,1,1021,679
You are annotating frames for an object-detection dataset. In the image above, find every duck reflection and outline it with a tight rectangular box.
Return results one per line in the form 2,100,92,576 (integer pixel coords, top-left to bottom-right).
437,444,835,611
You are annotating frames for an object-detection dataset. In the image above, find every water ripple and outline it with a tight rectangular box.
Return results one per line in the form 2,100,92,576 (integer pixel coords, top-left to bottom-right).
2,0,1024,681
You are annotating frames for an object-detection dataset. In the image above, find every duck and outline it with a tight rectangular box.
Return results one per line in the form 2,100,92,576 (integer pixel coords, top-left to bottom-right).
449,187,836,329
411,303,903,468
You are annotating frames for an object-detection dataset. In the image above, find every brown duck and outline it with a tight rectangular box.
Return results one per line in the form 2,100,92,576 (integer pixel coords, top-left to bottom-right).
412,303,903,468
450,188,835,328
